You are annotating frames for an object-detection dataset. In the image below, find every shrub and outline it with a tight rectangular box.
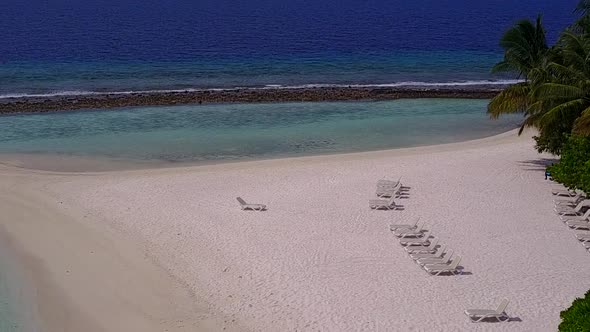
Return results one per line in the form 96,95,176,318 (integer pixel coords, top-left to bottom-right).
559,290,590,331
549,135,590,193
534,118,577,155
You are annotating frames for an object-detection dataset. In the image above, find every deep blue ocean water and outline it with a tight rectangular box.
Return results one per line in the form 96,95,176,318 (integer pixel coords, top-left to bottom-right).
0,0,577,96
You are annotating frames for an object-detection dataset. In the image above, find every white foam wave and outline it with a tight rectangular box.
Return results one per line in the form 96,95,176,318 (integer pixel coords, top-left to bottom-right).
0,80,523,99
265,79,523,89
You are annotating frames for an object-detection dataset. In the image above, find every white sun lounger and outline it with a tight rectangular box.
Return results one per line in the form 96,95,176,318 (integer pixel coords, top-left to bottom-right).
464,299,510,323
423,255,462,276
389,217,420,231
555,200,590,215
376,185,405,198
575,232,590,242
377,177,402,187
561,210,590,223
236,197,267,211
392,223,426,238
404,238,439,254
417,250,453,266
554,193,586,206
409,244,446,259
369,196,403,210
566,220,590,230
378,178,409,191
552,187,577,197
399,231,431,246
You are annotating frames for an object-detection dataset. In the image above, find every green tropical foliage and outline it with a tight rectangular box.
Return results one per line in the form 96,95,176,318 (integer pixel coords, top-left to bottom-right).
559,290,590,331
489,3,590,154
497,4,590,328
548,135,590,193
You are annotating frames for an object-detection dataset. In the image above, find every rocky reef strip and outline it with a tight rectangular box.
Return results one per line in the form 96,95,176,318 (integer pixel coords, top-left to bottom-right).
0,86,500,114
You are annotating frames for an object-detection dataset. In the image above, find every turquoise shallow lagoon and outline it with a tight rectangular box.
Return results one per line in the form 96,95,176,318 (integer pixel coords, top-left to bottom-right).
0,239,38,332
0,99,520,163
0,265,21,332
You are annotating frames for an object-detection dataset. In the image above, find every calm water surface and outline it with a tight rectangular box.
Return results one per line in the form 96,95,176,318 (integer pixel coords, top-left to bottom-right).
0,0,576,96
0,99,520,163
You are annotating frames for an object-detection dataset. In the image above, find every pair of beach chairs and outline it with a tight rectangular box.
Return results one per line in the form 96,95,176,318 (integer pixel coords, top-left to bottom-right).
552,190,590,217
369,178,408,210
390,218,462,276
554,190,590,227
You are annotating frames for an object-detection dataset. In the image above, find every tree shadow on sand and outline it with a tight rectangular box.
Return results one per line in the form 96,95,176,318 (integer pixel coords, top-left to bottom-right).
517,158,559,172
468,316,523,323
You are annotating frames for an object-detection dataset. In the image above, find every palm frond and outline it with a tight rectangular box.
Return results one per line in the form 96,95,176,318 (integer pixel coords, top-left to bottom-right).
573,105,590,135
540,98,587,129
558,31,588,69
519,111,546,134
575,0,590,16
546,62,583,83
487,83,531,119
533,83,584,100
491,61,517,73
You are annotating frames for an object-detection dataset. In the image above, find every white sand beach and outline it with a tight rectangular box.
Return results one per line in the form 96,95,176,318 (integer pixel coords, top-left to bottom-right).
1,129,589,331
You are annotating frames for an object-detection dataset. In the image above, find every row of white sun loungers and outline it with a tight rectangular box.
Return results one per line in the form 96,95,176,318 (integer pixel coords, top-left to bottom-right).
551,186,590,253
390,218,463,276
375,180,462,276
388,193,511,322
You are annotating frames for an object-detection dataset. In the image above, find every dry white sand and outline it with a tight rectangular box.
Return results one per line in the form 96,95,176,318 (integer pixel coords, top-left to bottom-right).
2,129,590,331
0,169,232,331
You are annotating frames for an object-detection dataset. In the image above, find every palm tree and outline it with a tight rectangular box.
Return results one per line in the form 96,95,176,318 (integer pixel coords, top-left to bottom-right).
491,15,548,79
488,7,590,154
487,15,548,133
532,30,590,136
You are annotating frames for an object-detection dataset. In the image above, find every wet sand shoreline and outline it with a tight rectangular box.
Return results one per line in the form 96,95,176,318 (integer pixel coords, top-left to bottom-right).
0,86,500,114
0,167,236,331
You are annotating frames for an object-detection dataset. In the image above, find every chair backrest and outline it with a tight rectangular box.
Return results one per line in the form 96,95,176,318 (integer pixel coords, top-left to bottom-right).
421,231,431,242
583,209,590,220
236,197,247,205
439,250,453,264
495,299,510,314
434,244,446,257
407,217,420,228
387,196,396,206
448,255,461,269
576,200,590,211
427,238,439,251
382,176,401,185
414,223,424,233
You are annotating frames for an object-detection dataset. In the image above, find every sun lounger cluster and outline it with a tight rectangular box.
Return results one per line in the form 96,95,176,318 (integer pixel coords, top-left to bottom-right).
369,178,409,210
552,186,590,253
390,218,463,276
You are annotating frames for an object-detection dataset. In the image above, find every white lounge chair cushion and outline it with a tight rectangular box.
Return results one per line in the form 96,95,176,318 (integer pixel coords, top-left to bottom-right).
464,309,498,316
